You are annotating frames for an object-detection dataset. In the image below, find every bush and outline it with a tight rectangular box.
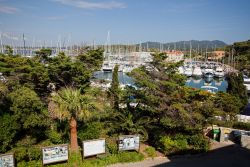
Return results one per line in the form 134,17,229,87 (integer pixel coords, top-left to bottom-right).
78,122,103,141
173,134,188,151
233,122,250,131
144,146,156,158
188,135,209,152
106,138,118,154
47,129,63,144
156,134,208,155
12,146,41,162
158,136,177,155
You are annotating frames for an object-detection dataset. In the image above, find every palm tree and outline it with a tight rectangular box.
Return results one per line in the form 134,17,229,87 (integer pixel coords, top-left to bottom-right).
49,87,98,152
108,109,150,141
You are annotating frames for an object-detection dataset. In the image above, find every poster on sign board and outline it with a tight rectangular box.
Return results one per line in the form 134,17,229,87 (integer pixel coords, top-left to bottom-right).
42,144,68,165
83,139,106,157
0,153,15,167
118,135,140,151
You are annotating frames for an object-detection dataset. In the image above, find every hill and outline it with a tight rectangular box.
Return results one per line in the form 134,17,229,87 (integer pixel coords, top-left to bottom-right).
139,40,227,50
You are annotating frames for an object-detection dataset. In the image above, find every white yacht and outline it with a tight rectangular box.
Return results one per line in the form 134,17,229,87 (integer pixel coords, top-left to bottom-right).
204,68,214,78
214,67,225,78
184,67,193,77
201,86,218,94
192,66,203,77
178,66,184,74
243,75,250,84
102,61,113,72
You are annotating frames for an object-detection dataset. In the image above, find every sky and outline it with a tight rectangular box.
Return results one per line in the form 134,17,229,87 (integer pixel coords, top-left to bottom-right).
0,0,250,46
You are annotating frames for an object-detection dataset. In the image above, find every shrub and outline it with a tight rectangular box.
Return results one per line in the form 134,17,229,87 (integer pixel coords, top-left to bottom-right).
144,146,156,158
233,122,250,131
106,138,118,154
156,134,208,155
78,122,102,141
188,135,209,152
158,136,177,155
47,129,63,144
173,134,188,151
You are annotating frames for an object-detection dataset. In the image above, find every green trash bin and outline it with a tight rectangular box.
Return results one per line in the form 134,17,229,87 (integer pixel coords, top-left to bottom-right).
212,129,221,142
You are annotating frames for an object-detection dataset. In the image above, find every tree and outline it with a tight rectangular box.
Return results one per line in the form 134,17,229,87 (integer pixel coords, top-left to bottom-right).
48,52,91,91
227,72,248,108
77,48,104,71
35,48,52,63
50,87,98,152
109,65,120,111
5,45,13,56
7,86,49,139
108,108,150,141
0,114,20,153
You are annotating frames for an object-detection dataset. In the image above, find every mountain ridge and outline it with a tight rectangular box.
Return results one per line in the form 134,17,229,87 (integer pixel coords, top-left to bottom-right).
138,40,227,50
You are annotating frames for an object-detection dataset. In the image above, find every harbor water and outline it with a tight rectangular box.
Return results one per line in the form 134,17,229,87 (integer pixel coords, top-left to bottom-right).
93,71,228,92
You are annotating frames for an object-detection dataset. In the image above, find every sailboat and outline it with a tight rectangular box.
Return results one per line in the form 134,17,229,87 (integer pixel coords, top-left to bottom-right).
184,41,193,77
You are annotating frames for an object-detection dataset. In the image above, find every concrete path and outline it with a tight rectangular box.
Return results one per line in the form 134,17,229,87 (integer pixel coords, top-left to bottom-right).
109,142,250,167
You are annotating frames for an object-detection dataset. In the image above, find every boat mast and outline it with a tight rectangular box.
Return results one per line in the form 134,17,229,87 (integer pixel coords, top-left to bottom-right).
0,32,3,54
189,41,192,63
23,33,26,56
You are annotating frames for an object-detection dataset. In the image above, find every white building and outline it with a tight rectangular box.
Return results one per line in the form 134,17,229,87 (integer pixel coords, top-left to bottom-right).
165,50,184,62
237,103,250,123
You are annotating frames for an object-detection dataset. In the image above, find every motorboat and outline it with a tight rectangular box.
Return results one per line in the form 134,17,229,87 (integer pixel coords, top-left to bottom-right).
102,62,113,72
178,66,184,74
193,78,202,84
201,86,218,94
184,67,193,77
204,68,214,78
214,67,225,78
243,75,250,84
204,76,213,83
192,66,203,77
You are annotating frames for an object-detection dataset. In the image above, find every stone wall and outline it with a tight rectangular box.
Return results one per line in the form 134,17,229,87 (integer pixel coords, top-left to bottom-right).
241,135,250,149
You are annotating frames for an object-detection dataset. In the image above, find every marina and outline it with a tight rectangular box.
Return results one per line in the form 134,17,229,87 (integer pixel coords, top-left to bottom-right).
92,71,228,93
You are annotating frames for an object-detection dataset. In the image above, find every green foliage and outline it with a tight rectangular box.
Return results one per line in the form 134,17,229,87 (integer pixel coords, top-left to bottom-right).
233,122,250,131
227,73,248,107
108,109,149,141
5,45,13,56
229,40,250,71
16,152,144,167
157,134,209,155
109,64,120,111
144,146,156,158
106,138,118,154
48,53,91,91
77,48,104,71
6,86,49,143
214,92,243,116
0,114,20,152
188,135,209,152
35,48,52,63
46,129,63,144
158,136,178,155
7,86,48,130
78,122,103,141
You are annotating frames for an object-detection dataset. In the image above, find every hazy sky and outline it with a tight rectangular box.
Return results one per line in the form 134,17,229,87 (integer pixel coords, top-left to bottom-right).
0,0,250,45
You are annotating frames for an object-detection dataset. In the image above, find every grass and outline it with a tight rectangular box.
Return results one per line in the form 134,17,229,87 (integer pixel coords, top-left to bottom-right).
17,151,144,167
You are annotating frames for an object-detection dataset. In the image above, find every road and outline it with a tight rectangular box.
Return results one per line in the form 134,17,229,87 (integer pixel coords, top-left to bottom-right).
109,142,250,167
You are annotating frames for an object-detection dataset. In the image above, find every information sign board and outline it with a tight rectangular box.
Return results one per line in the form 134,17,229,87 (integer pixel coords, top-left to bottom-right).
83,139,106,157
118,135,140,151
0,153,14,167
42,144,68,165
